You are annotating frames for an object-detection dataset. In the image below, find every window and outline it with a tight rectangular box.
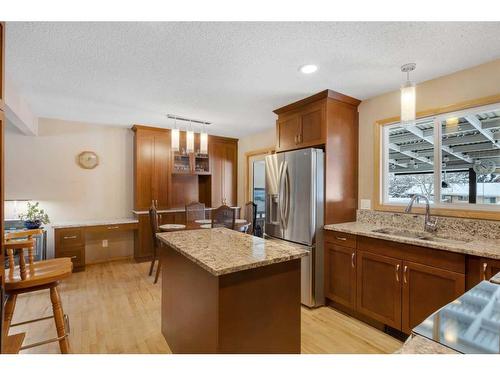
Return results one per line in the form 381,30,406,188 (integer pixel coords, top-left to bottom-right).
382,103,500,211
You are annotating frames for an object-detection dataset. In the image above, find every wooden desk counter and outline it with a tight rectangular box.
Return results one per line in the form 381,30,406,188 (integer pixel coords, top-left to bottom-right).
53,219,138,271
157,228,307,353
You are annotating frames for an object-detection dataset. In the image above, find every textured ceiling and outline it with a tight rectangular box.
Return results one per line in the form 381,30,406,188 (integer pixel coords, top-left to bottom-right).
6,22,500,137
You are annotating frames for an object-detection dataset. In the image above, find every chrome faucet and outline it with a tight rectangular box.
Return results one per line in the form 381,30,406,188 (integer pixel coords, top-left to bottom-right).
405,194,438,232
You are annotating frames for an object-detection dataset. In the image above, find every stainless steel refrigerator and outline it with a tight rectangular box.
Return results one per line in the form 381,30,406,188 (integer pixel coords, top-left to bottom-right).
264,148,324,307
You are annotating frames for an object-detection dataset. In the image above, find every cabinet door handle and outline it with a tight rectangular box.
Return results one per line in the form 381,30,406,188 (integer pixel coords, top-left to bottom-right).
299,133,302,143
482,262,488,280
335,237,347,241
63,235,77,240
107,226,119,230
351,252,355,268
403,265,408,284
395,264,400,282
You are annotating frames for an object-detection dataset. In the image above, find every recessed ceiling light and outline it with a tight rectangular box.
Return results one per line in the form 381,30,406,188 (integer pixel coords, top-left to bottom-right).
299,64,318,74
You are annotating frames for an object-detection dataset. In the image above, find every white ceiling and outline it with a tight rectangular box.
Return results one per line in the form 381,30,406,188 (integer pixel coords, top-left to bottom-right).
6,22,500,138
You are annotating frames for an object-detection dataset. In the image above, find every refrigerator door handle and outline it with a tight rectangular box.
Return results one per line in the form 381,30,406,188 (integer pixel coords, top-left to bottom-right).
277,161,286,229
284,163,291,229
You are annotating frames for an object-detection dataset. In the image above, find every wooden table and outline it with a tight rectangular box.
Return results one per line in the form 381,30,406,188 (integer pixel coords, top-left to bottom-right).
156,227,307,353
159,219,249,232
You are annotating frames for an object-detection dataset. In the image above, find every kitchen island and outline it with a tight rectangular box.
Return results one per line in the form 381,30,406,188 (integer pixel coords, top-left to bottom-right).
157,227,307,354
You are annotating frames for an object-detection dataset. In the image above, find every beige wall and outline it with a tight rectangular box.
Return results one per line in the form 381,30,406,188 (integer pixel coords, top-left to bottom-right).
237,127,276,208
358,59,500,208
5,118,134,258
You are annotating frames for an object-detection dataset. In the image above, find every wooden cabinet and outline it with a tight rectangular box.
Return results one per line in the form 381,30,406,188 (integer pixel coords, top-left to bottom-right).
467,256,500,288
0,22,5,354
210,137,237,207
324,242,356,310
356,250,402,329
325,231,467,334
276,115,300,152
54,228,86,272
275,101,324,152
401,261,464,334
133,126,171,210
134,215,153,260
274,90,360,224
480,257,500,281
0,22,4,111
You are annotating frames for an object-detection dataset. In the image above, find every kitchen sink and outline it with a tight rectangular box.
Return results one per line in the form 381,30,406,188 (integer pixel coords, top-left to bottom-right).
371,227,470,244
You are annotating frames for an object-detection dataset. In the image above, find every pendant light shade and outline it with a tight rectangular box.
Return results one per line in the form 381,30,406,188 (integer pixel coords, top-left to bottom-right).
186,122,195,153
171,117,180,152
400,63,416,126
200,124,208,154
171,128,180,152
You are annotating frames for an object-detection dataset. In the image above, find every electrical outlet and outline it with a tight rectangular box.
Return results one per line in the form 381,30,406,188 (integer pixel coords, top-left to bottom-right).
360,199,371,210
102,239,108,248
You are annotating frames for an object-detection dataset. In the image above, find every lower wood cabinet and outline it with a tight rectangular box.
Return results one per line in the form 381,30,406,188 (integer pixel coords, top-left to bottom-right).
325,231,467,334
135,215,154,260
356,250,402,329
481,257,500,281
324,242,356,310
401,261,464,334
54,228,86,272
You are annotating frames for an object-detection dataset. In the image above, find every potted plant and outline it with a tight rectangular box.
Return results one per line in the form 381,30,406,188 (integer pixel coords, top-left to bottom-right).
19,201,50,229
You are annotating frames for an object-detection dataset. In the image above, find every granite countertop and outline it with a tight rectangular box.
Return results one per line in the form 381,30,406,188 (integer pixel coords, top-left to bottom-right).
133,206,240,215
325,222,500,260
52,218,139,229
395,334,458,354
156,227,307,276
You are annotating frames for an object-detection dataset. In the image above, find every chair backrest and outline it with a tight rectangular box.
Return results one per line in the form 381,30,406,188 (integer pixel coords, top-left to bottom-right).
149,203,160,247
244,201,258,235
4,229,43,280
211,205,235,230
185,202,206,223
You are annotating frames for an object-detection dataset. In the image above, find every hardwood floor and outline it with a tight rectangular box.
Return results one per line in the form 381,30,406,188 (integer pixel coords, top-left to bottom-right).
8,259,402,354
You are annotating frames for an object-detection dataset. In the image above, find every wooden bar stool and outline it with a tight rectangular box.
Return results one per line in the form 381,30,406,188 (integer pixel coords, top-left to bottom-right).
3,229,73,353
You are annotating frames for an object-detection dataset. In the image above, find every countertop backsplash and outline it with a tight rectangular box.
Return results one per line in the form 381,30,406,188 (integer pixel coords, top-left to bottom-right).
356,210,500,241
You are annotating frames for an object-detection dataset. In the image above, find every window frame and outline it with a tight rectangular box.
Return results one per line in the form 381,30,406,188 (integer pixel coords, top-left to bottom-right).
374,95,500,220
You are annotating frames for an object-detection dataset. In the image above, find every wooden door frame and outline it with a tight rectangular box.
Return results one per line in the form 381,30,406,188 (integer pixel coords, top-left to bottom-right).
244,147,275,203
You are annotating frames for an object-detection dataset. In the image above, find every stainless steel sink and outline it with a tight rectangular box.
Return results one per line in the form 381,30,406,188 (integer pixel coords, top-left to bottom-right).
371,227,469,244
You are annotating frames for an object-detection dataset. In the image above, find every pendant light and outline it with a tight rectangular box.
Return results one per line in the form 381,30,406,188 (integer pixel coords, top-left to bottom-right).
171,117,180,152
200,123,208,155
186,120,194,154
400,63,416,126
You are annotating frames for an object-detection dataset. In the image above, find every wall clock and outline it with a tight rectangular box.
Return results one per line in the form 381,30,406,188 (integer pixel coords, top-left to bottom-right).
77,151,99,169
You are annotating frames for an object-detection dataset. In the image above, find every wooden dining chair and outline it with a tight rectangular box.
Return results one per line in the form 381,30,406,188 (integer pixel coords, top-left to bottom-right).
211,205,235,230
3,229,73,353
185,202,206,224
148,203,162,284
243,201,258,235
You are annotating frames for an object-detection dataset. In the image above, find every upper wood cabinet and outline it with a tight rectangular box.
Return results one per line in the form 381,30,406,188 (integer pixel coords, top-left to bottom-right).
274,90,361,224
133,126,171,210
275,101,325,152
0,22,4,111
210,137,237,207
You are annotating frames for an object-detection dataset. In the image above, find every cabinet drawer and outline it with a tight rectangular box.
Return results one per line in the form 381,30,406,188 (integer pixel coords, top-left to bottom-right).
56,228,84,247
56,247,85,270
324,230,357,248
85,223,138,233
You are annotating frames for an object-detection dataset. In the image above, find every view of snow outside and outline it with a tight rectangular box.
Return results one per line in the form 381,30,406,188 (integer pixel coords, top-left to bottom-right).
388,171,500,205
